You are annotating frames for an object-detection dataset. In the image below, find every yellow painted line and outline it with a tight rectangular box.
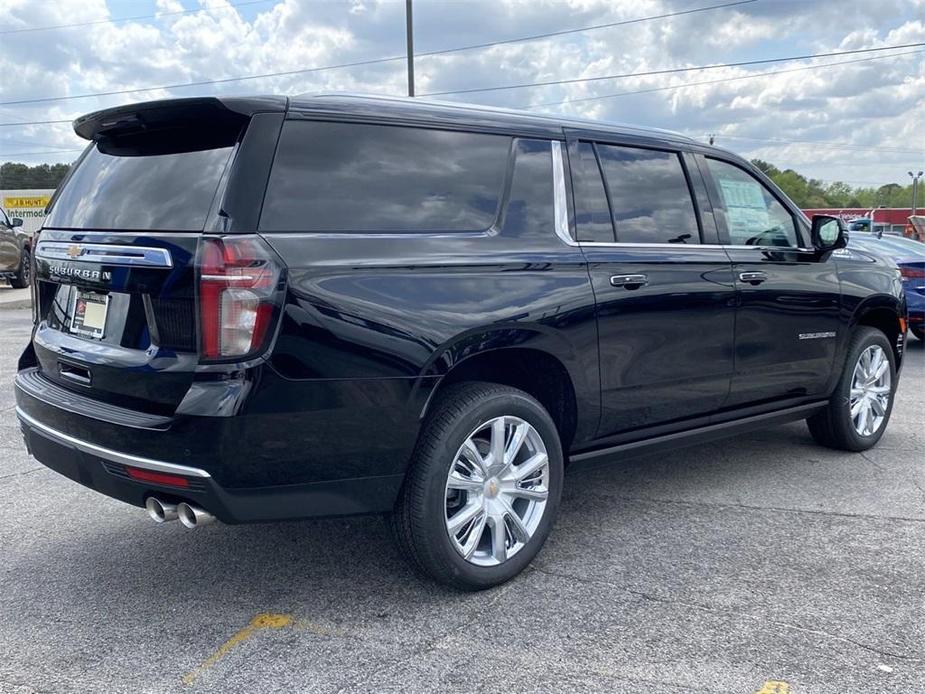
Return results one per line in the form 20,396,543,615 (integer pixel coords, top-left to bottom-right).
756,681,791,694
182,613,293,686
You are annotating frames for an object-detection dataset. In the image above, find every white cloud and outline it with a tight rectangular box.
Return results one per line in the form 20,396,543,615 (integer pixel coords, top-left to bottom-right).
0,0,921,186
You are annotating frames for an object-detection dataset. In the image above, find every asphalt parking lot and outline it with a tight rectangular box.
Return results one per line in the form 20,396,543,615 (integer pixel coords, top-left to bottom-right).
0,304,922,694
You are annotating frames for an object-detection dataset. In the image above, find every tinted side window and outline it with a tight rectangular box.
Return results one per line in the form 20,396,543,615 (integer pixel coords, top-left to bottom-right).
597,144,700,244
260,121,510,233
705,158,799,247
572,142,614,242
501,139,554,238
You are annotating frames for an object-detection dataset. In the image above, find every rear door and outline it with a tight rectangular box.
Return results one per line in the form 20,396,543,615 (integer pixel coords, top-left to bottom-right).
698,155,841,408
29,100,284,415
567,130,736,440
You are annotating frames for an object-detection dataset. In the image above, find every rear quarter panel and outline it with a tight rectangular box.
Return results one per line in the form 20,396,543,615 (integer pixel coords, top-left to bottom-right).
262,232,599,441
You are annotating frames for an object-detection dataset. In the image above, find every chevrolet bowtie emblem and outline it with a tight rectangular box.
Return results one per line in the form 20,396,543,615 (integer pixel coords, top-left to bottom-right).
66,245,82,259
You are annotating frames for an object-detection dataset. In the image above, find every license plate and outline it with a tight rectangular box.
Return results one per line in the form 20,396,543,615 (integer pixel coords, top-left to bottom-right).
69,290,110,339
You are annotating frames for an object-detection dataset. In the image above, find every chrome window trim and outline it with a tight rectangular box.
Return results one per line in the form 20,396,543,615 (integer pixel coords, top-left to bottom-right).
547,141,811,254
16,407,211,478
580,242,725,249
550,141,576,247
36,241,173,268
723,244,816,252
575,242,815,251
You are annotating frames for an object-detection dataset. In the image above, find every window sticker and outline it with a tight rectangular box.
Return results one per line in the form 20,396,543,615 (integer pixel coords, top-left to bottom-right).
718,178,770,237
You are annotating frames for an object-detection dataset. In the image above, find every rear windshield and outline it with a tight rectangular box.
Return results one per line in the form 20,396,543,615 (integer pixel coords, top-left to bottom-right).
259,121,511,233
45,139,233,231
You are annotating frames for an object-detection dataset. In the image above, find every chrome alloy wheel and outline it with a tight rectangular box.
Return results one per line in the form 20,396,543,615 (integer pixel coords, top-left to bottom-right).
444,416,550,567
849,345,892,437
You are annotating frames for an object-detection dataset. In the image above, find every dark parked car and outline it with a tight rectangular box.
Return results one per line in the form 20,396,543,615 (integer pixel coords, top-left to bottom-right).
0,207,31,288
14,95,907,589
848,233,925,340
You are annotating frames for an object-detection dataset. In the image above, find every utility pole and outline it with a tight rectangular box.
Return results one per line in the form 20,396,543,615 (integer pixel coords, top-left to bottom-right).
909,170,923,216
405,0,414,97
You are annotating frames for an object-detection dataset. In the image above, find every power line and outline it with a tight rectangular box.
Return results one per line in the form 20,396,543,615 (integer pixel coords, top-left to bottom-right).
0,138,75,150
706,133,923,155
417,0,757,58
0,0,757,108
0,119,72,128
2,46,918,130
422,41,925,96
0,148,84,157
707,139,921,157
0,0,276,35
0,61,393,108
530,48,925,108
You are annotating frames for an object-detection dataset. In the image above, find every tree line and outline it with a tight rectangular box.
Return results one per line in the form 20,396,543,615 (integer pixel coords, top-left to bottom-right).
750,159,918,209
0,162,72,190
0,158,919,210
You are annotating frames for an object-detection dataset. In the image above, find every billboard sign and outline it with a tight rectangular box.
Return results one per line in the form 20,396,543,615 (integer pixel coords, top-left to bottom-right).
1,189,55,235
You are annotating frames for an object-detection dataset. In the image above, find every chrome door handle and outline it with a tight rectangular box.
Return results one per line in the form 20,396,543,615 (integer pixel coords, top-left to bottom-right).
610,274,648,289
738,271,768,285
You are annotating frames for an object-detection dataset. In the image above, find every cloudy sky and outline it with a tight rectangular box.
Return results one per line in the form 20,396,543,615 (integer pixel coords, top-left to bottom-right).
0,0,922,187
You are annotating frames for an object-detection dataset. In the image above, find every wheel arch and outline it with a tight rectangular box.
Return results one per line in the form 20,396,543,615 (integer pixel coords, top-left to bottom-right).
850,295,906,367
420,335,590,453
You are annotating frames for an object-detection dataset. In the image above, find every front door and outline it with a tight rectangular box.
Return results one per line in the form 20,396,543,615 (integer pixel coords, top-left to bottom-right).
568,133,737,440
699,155,841,408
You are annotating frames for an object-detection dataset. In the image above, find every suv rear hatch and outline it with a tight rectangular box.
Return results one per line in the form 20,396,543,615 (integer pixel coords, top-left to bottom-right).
29,97,287,416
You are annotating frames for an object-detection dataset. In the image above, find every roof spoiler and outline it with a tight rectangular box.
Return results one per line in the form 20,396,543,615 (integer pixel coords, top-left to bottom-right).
72,96,288,141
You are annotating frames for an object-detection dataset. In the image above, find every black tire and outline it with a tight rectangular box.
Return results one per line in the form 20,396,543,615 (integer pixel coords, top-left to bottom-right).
9,248,30,289
392,382,563,591
807,326,896,451
911,326,924,342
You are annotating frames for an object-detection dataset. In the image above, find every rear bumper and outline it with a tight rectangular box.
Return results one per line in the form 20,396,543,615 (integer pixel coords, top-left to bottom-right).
13,365,435,522
15,406,403,523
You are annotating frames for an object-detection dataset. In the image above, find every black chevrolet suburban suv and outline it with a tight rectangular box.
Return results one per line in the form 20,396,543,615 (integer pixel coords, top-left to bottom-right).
15,95,907,589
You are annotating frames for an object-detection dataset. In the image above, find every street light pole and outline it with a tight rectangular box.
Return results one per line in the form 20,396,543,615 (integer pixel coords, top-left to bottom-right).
405,0,414,97
909,170,923,216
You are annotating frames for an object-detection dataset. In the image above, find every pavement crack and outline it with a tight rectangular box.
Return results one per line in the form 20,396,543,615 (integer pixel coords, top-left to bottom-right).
580,670,737,694
596,492,925,525
333,581,516,694
530,565,920,662
0,675,57,694
0,466,44,482
860,451,925,507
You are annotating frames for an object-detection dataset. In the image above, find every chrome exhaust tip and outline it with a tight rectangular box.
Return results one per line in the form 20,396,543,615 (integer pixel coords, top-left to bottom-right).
145,497,178,523
177,502,215,529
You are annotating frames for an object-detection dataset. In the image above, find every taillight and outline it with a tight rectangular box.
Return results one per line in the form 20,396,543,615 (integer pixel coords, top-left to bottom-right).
899,265,925,280
197,235,284,361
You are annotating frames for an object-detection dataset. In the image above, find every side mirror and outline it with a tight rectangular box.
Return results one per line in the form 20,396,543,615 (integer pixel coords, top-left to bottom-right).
811,215,846,252
10,217,23,228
